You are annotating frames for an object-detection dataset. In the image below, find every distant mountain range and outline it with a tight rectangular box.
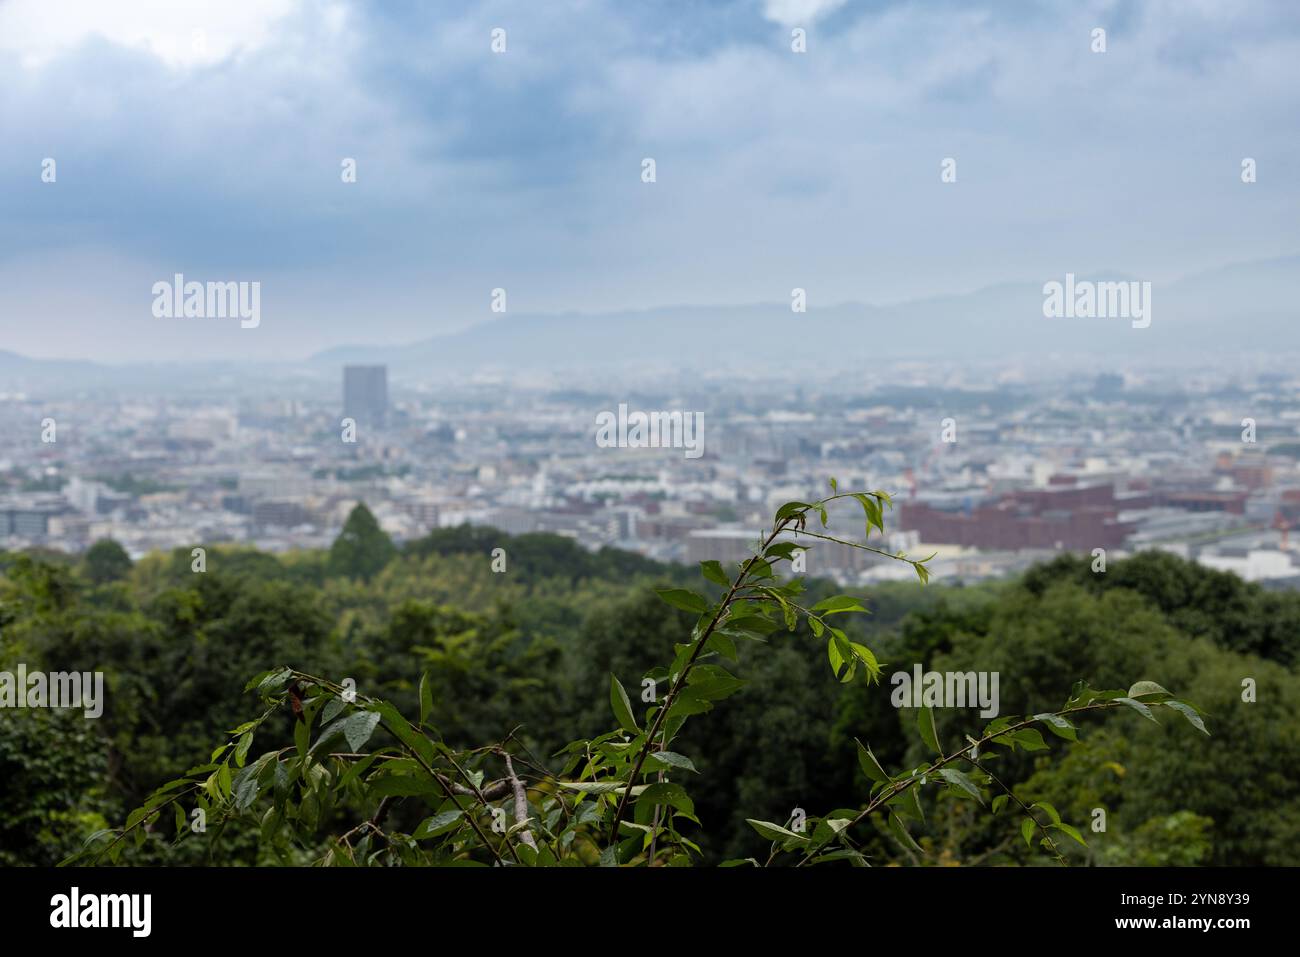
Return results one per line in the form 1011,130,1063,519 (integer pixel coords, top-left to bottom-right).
3,256,1296,390
309,255,1300,372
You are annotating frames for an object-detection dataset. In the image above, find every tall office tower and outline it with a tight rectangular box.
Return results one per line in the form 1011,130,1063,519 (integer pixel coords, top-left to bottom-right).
342,365,389,428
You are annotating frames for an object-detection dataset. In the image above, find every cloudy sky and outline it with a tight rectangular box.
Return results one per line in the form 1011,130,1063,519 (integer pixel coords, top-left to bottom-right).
0,0,1296,361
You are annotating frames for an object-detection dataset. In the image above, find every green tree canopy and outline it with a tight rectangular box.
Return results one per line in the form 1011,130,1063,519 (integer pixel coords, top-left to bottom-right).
81,538,132,585
328,503,397,581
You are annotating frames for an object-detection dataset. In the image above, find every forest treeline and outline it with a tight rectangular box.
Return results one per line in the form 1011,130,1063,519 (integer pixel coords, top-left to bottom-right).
2,504,1298,866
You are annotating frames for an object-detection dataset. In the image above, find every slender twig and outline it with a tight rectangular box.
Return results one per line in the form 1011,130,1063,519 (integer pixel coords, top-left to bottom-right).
371,718,509,866
966,835,1015,866
788,528,920,566
796,701,1118,866
607,492,917,846
333,794,394,857
965,756,1064,864
280,671,510,865
608,521,789,840
85,784,201,863
502,752,538,850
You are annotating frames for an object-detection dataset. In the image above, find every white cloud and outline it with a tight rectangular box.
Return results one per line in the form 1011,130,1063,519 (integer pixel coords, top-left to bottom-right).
760,0,849,27
0,0,300,68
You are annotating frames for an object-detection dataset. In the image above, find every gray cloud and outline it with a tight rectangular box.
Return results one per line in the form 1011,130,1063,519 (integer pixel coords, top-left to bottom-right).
0,0,1296,360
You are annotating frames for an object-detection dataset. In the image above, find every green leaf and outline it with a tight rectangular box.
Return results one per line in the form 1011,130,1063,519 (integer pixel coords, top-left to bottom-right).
655,588,710,614
557,781,649,797
418,672,434,726
1021,817,1036,849
638,782,694,816
233,767,260,810
685,664,745,701
982,715,1018,739
337,752,382,791
887,786,925,823
849,642,882,682
764,541,803,561
811,848,869,867
776,593,797,631
373,702,437,765
1032,801,1060,825
887,813,922,854
234,732,254,768
937,768,983,805
125,805,150,831
917,706,941,754
705,631,737,661
343,711,383,753
1127,680,1172,702
1067,684,1125,709
315,711,382,755
414,810,463,839
822,816,853,836
1114,697,1158,722
294,714,310,757
646,751,699,773
254,667,292,694
1164,700,1210,735
912,561,931,585
609,674,639,734
746,819,808,843
699,560,730,586
1034,712,1078,741
717,624,772,648
774,501,811,521
991,795,1008,815
828,632,854,682
150,777,198,798
852,493,885,537
1008,728,1050,752
1051,822,1088,847
811,595,868,615
321,696,347,725
855,739,890,784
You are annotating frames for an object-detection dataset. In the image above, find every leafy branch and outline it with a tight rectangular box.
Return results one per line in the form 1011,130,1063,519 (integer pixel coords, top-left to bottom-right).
68,481,1209,868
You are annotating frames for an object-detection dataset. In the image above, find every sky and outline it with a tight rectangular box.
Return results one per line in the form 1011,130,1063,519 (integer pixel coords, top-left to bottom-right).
0,0,1297,361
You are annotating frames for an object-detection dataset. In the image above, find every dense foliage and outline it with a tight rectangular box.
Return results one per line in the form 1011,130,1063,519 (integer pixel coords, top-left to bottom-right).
1,490,1293,866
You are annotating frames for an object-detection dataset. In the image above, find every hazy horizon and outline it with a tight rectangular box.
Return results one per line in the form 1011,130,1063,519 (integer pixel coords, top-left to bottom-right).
3,0,1298,361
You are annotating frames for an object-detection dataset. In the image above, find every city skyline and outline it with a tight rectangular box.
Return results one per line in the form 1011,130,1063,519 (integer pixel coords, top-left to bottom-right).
5,357,1299,593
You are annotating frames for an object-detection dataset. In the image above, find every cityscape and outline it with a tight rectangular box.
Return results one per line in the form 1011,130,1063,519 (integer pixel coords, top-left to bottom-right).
2,0,1299,908
5,354,1298,588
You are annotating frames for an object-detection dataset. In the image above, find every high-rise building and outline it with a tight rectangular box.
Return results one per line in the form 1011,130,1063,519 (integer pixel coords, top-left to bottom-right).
342,365,388,428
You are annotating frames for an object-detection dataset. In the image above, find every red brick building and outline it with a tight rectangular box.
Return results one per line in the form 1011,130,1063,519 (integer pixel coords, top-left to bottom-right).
899,483,1136,551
